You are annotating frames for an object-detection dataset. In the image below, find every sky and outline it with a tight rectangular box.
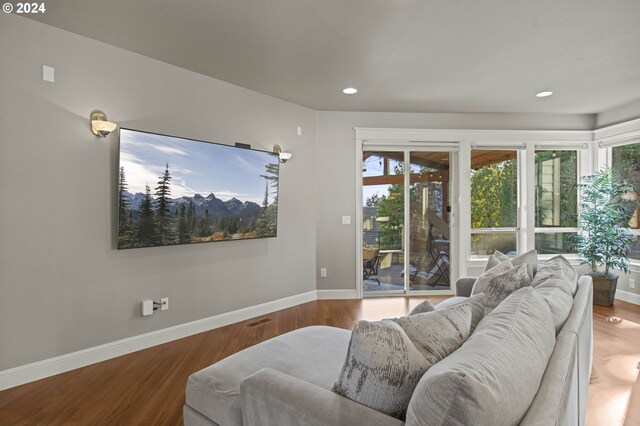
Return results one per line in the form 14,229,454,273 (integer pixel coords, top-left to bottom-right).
119,129,278,204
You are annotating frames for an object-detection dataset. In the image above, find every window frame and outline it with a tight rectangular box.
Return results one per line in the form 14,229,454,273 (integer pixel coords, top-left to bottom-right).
604,139,640,266
532,148,581,257
467,143,588,263
468,146,522,259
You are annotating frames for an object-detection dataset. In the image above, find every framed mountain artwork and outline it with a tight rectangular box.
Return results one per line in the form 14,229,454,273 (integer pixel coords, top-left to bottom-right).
117,128,279,249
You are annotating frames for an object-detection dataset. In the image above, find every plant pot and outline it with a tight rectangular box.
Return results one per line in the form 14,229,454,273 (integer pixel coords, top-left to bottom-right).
591,274,618,306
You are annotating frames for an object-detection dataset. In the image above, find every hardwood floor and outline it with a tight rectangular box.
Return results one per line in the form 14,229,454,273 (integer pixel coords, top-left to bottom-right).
0,296,637,425
589,301,640,426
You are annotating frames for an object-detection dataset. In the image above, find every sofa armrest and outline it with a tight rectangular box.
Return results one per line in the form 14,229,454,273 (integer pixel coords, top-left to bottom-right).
241,368,404,426
455,277,477,297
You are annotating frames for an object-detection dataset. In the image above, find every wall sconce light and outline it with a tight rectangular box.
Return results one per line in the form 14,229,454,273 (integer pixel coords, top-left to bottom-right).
273,144,292,163
90,110,118,137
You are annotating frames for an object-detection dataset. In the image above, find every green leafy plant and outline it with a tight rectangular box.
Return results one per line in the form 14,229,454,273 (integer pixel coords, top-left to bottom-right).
573,168,638,276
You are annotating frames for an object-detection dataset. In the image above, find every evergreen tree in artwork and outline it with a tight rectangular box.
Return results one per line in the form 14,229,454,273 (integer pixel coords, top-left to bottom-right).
117,166,134,248
255,162,279,237
187,200,197,234
154,163,176,245
254,181,271,237
198,209,211,237
137,184,158,246
177,203,191,244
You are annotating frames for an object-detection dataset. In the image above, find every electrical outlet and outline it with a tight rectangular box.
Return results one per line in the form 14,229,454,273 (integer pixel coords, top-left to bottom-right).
161,297,169,310
320,268,327,278
630,279,636,289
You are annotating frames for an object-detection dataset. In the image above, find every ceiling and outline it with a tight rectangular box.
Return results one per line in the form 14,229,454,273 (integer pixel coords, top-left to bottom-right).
24,0,640,114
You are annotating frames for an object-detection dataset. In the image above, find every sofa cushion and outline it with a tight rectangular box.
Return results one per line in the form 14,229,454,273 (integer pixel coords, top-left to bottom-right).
406,287,556,426
531,255,578,296
434,293,486,333
534,285,574,334
519,331,579,426
186,326,351,426
409,299,435,315
485,249,537,278
333,303,472,420
472,263,531,314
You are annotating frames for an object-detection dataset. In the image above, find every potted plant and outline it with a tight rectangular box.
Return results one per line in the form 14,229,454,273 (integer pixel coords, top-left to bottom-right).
573,168,638,305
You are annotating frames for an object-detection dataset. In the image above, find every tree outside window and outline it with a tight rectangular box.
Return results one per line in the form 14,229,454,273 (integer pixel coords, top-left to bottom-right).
470,150,517,255
612,142,640,260
534,150,578,254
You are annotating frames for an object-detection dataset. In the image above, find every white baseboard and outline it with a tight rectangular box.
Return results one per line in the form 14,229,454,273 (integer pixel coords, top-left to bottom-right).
615,289,640,305
316,289,359,299
0,290,317,391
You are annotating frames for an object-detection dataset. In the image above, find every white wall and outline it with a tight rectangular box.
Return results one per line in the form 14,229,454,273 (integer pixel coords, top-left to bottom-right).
314,111,595,291
0,14,316,370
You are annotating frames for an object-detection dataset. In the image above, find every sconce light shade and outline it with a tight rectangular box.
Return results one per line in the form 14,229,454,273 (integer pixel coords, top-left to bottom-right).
279,152,292,163
90,110,118,137
273,144,292,163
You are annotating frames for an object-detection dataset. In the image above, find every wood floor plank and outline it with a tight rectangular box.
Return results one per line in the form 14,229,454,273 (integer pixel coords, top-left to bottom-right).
589,300,640,426
0,296,638,425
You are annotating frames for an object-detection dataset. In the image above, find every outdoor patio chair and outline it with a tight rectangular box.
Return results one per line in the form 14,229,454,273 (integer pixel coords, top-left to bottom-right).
363,248,380,285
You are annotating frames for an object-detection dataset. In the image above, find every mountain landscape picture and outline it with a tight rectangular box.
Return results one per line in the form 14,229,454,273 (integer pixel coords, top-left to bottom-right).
117,128,279,249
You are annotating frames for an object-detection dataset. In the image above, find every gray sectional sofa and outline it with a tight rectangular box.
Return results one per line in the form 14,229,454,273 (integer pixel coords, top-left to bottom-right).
184,260,593,426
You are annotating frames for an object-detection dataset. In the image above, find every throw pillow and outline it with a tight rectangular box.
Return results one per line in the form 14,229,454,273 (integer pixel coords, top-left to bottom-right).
511,249,538,277
472,263,532,314
484,251,509,271
484,249,538,278
432,292,486,333
409,299,435,315
472,259,513,293
332,303,472,420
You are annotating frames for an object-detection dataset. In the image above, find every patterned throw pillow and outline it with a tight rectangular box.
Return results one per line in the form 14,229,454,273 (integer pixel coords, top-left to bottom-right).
477,259,513,282
472,263,532,314
332,302,472,420
409,299,435,315
485,249,537,279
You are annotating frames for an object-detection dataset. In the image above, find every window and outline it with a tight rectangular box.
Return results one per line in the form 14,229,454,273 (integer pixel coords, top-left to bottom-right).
612,142,640,261
534,150,578,254
470,150,518,255
362,153,404,251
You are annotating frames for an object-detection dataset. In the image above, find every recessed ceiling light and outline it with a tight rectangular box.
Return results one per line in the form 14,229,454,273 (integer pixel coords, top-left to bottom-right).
536,91,553,98
342,87,358,95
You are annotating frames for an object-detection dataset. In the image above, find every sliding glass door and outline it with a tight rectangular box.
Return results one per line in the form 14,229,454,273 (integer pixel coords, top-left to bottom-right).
362,147,454,296
362,151,405,293
407,152,451,291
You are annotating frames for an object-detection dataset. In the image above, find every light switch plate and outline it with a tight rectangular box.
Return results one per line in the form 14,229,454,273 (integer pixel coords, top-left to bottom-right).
342,216,351,225
42,65,54,82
